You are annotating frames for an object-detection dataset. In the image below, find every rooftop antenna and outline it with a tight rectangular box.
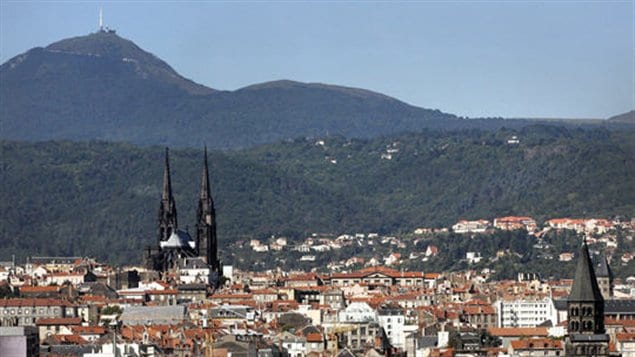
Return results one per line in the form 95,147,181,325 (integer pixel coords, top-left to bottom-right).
99,7,104,31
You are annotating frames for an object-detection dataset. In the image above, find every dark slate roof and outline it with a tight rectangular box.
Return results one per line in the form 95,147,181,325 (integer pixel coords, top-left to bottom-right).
76,282,118,299
177,283,207,291
418,336,438,348
300,325,321,335
179,257,208,269
568,241,604,302
553,298,634,314
594,253,612,279
569,333,610,342
537,319,553,327
553,299,568,311
39,345,97,355
604,299,635,314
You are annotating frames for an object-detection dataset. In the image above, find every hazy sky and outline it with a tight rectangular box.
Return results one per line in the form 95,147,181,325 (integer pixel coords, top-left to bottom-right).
1,1,633,119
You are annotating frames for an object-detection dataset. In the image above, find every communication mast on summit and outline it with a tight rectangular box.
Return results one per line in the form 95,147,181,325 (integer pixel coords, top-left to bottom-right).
97,8,116,34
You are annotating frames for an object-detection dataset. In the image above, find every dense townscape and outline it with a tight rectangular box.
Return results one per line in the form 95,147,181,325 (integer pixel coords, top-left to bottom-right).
1,146,634,357
1,230,634,356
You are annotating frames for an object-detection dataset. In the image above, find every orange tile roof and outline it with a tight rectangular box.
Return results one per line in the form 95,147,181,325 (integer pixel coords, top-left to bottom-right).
251,289,278,295
488,327,548,337
71,326,107,335
285,273,320,281
306,333,323,342
510,338,561,350
606,318,635,329
19,285,60,293
616,333,635,342
37,317,82,325
463,305,496,315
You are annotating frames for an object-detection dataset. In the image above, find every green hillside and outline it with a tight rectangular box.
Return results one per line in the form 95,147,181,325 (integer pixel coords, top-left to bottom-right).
1,126,633,264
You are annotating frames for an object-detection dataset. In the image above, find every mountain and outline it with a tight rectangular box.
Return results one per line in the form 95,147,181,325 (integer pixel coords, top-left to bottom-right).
0,31,461,148
608,110,635,124
2,31,606,149
1,126,633,264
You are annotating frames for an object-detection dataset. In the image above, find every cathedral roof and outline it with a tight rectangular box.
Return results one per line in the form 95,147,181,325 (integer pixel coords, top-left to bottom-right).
160,230,194,249
568,241,604,302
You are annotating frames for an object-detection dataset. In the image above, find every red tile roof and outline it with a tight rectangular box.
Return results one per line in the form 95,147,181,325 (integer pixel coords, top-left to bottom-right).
616,333,635,342
510,338,561,350
306,333,323,343
71,325,108,335
37,317,82,326
488,327,548,337
19,285,60,293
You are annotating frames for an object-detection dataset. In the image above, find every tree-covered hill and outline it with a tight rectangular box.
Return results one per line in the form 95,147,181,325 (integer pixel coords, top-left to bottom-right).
1,126,633,264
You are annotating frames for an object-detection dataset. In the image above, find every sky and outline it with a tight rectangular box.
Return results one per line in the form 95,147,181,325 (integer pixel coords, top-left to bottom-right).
1,1,633,119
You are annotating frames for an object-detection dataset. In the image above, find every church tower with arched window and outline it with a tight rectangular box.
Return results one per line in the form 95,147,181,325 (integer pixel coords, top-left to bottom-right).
565,240,610,356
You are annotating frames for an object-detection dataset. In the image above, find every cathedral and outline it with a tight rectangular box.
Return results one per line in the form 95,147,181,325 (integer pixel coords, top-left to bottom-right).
145,148,220,282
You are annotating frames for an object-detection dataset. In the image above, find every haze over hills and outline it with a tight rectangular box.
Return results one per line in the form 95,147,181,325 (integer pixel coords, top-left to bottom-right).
2,31,622,149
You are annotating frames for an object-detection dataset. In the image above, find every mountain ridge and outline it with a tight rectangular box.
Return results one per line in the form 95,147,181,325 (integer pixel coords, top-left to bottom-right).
607,110,635,124
2,31,596,149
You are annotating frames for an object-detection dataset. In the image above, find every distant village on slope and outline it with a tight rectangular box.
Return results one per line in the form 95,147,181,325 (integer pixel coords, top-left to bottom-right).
0,145,634,357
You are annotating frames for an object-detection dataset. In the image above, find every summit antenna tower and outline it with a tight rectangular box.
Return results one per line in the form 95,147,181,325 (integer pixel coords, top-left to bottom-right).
99,8,104,31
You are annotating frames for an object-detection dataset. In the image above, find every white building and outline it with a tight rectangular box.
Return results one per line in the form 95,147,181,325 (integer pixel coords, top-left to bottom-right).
177,257,211,284
495,297,557,328
452,220,491,233
466,252,482,264
377,307,418,349
45,273,85,286
338,302,376,323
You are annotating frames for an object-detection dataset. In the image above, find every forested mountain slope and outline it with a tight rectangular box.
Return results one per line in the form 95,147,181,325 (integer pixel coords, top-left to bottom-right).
1,126,633,264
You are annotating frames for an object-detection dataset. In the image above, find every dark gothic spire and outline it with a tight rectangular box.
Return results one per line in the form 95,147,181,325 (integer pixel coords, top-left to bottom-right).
162,147,173,200
569,240,604,302
200,146,211,200
158,147,178,242
196,146,219,272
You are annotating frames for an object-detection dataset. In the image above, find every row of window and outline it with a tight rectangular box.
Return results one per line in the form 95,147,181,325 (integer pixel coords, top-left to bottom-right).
2,307,60,315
